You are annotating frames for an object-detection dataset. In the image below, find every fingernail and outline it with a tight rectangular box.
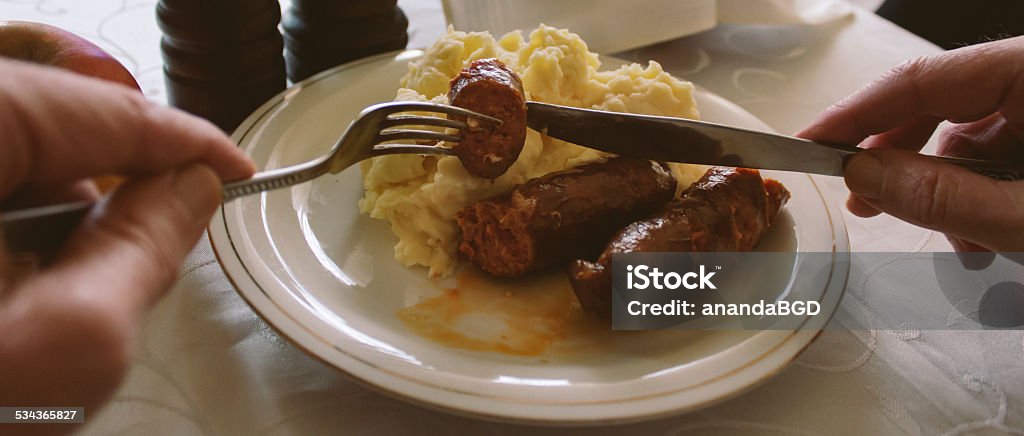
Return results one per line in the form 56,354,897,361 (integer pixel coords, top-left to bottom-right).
171,164,220,218
844,152,884,199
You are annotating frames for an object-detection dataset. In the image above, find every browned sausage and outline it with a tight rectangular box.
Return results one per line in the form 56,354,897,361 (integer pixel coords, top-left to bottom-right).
568,167,790,317
456,158,677,277
448,58,527,179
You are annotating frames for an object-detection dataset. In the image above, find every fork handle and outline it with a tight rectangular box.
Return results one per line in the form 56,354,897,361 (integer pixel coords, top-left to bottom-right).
221,155,330,202
1,201,94,261
1,157,331,259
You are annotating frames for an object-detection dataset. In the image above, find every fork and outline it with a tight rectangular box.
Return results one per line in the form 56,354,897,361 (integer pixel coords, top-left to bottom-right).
0,101,502,258
221,101,501,201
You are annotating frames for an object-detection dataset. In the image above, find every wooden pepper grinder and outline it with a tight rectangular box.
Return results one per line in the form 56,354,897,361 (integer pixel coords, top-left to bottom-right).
283,0,409,82
158,0,286,132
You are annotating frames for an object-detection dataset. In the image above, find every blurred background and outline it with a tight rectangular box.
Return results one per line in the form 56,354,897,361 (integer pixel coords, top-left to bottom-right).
1,0,1018,108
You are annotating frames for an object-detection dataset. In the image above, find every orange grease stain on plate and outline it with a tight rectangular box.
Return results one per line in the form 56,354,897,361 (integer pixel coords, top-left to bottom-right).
397,267,608,356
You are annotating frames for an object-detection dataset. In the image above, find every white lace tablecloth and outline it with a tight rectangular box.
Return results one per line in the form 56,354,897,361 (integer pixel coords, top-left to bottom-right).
4,1,1022,434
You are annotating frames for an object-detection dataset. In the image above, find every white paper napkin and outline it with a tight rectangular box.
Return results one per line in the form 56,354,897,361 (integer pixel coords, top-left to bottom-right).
717,0,855,25
442,0,854,53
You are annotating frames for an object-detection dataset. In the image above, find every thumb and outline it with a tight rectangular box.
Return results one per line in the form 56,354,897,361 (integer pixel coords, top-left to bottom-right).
43,164,222,318
0,164,220,412
844,149,1024,251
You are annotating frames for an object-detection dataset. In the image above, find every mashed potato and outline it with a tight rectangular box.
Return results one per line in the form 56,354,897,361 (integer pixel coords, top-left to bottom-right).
360,25,705,277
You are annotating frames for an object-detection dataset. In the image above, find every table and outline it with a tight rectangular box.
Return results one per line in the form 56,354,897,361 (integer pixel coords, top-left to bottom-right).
3,1,1022,434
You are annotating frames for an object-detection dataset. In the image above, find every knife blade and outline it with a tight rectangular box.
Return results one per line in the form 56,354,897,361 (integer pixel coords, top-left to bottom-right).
526,101,852,176
525,101,1024,180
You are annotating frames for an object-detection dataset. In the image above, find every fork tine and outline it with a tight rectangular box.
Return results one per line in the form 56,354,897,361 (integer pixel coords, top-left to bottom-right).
381,115,468,130
367,101,503,128
373,143,456,157
379,129,462,143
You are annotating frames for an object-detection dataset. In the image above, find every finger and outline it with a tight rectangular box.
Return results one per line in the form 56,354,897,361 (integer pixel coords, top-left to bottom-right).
858,114,942,152
0,164,220,412
937,113,1024,160
798,37,1024,146
846,194,881,217
0,230,9,294
843,114,941,220
947,235,996,270
0,230,40,295
845,148,1024,251
48,164,221,313
0,59,255,198
4,163,220,333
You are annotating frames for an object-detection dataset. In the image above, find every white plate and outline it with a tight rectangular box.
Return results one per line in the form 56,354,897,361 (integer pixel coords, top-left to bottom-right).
209,50,849,425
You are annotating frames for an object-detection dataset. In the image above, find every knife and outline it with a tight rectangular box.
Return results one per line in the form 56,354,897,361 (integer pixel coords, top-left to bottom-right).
525,101,1024,181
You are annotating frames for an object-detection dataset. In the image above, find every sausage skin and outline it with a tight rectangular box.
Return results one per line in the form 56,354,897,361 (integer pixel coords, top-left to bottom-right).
456,158,677,277
448,58,527,179
568,167,791,317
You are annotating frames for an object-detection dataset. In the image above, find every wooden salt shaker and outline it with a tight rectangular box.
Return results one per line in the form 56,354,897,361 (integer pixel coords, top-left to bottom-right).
283,0,409,82
158,0,286,132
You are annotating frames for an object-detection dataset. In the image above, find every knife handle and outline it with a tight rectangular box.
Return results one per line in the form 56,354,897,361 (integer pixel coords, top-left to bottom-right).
933,155,1024,181
969,168,1024,181
839,145,1024,181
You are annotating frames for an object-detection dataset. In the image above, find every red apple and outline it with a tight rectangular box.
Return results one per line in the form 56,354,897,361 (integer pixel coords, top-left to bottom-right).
0,21,140,191
0,21,141,91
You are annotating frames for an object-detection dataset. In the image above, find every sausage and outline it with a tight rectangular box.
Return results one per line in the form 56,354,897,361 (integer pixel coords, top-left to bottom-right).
568,167,790,317
456,158,677,277
448,58,527,179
